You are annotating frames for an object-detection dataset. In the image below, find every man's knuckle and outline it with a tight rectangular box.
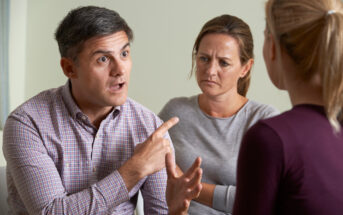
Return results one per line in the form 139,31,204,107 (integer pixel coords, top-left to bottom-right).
151,134,158,142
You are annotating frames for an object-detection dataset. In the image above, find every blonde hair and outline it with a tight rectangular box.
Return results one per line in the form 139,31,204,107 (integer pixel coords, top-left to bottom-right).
191,15,254,97
266,0,343,131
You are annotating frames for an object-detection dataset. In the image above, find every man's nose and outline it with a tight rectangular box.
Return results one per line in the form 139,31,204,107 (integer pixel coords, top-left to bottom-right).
109,59,125,76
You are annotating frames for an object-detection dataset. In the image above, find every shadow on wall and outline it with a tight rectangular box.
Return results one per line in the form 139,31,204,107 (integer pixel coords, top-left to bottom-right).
0,166,8,214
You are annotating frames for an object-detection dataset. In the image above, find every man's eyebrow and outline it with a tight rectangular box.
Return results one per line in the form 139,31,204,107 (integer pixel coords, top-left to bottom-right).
122,42,130,50
91,42,130,56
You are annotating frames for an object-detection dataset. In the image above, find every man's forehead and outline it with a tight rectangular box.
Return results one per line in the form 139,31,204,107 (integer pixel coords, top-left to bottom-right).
83,31,130,54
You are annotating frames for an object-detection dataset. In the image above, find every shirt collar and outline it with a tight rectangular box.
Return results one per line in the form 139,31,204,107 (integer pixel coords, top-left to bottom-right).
61,80,121,120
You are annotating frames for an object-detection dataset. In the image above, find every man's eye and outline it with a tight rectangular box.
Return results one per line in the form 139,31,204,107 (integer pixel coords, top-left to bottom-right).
98,56,108,63
121,50,129,57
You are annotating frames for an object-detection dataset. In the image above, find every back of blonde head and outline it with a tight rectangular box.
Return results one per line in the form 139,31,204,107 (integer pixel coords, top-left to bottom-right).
266,0,343,131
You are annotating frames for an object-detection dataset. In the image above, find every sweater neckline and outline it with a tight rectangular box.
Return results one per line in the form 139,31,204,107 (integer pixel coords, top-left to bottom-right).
193,95,250,120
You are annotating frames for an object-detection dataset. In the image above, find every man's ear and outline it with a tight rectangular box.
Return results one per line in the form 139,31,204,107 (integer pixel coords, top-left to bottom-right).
60,57,77,79
240,58,254,78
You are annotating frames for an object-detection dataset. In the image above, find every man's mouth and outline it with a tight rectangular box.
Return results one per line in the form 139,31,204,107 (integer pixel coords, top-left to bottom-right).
108,82,125,92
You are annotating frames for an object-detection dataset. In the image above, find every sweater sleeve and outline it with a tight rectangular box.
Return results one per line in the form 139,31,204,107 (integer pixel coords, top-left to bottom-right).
158,100,174,123
212,106,280,214
213,184,236,213
233,122,284,215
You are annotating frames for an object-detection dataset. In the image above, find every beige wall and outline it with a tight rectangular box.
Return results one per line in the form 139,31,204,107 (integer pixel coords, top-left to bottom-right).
0,0,291,166
24,0,290,112
0,0,27,166
0,131,3,166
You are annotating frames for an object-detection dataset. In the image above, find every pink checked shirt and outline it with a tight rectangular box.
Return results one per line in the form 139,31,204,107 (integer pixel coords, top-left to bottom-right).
3,82,170,214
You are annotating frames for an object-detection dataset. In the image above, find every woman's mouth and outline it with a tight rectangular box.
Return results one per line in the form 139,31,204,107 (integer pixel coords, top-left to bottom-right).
202,80,218,86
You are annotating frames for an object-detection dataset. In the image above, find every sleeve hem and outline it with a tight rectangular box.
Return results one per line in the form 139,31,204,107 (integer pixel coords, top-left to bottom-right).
213,184,235,213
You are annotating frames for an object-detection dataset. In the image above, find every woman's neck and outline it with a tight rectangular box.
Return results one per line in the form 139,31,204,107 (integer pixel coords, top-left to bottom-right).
198,92,248,118
287,78,323,107
280,53,324,107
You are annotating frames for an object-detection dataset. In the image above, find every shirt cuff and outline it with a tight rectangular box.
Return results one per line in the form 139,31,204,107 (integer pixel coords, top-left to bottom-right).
95,170,130,209
213,185,236,213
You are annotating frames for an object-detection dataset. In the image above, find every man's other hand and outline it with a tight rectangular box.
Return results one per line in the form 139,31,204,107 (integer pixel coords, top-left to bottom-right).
166,153,202,215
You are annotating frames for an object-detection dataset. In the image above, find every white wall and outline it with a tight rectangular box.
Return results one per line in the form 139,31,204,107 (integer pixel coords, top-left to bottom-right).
0,0,291,166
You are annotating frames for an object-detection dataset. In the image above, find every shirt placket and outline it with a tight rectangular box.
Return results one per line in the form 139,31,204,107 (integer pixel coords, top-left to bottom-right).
89,118,108,185
89,132,101,185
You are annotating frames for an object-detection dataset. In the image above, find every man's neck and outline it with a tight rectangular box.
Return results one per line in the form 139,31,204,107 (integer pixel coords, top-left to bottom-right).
84,106,114,129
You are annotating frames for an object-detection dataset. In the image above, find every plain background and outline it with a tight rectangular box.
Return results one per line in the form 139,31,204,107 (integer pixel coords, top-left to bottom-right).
0,0,290,166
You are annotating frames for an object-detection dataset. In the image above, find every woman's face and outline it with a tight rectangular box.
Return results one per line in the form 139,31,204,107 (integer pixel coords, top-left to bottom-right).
196,33,251,98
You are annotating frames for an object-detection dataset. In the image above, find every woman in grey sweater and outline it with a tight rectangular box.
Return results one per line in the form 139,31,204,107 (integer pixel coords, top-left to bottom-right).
159,15,278,215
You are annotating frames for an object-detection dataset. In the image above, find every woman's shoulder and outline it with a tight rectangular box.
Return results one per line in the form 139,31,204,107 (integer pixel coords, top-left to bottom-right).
160,96,197,113
159,96,198,120
244,100,280,119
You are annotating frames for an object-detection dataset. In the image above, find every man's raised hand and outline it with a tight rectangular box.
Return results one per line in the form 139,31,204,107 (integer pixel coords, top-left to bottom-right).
119,117,179,191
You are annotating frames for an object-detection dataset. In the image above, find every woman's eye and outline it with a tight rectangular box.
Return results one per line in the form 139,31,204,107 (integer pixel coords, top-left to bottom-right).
199,56,209,62
98,56,108,63
220,60,229,67
121,50,129,57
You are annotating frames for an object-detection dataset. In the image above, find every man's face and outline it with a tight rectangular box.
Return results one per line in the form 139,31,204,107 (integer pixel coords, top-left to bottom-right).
69,31,132,111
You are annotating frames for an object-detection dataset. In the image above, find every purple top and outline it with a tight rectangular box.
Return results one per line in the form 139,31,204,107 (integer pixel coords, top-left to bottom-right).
3,82,169,214
233,104,343,215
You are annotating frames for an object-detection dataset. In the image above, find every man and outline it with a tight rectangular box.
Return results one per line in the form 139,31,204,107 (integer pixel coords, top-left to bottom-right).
3,6,201,214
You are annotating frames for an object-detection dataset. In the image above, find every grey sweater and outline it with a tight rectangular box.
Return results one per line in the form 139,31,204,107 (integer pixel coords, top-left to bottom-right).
159,96,279,215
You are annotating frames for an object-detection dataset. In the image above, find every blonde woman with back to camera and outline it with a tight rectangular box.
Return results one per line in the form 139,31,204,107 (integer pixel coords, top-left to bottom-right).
159,15,278,214
233,0,343,214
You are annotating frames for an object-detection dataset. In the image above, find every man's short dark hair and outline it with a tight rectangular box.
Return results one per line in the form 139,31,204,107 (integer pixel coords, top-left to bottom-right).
55,6,133,60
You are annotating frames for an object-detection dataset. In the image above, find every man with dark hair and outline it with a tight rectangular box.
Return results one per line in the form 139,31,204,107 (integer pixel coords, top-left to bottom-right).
3,6,202,214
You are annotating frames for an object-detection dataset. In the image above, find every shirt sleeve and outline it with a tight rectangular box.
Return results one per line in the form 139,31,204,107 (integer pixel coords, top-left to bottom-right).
3,113,130,215
140,168,169,214
139,132,173,214
233,122,284,215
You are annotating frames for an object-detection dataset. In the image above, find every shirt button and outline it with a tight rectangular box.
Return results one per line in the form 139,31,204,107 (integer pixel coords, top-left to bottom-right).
82,115,87,121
